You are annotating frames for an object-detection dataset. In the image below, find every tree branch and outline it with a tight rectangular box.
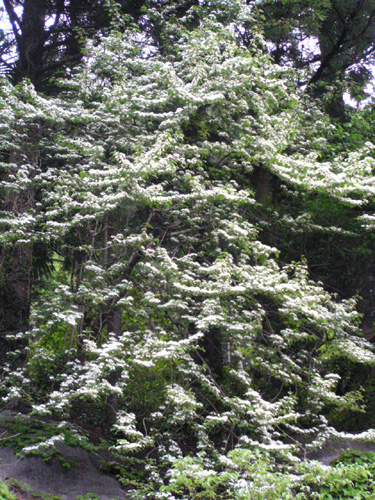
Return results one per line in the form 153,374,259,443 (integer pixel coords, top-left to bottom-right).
2,0,21,42
309,0,366,85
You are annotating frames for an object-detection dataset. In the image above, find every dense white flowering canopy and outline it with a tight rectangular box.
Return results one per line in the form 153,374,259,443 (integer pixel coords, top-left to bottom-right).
1,1,375,497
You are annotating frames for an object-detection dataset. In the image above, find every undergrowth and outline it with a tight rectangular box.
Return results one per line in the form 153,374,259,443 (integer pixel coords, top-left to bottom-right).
125,448,375,500
0,480,16,500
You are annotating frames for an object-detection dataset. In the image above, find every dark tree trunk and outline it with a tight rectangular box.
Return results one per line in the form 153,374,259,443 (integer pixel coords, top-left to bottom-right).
105,305,122,426
0,244,32,345
0,148,37,362
14,0,47,85
254,166,271,205
107,305,122,336
202,327,223,379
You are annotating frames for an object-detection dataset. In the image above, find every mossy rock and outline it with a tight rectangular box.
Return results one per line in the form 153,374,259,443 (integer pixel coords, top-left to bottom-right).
0,479,16,500
3,478,62,500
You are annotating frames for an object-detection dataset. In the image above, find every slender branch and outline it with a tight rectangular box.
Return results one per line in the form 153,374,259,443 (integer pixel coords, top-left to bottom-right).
2,0,21,41
330,0,346,26
309,0,366,85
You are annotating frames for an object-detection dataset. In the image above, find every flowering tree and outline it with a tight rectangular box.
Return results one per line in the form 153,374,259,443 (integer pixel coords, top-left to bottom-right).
1,1,375,498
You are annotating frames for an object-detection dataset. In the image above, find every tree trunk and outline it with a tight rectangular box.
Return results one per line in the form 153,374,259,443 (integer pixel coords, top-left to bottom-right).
0,148,37,362
0,244,32,344
254,166,271,205
14,0,47,85
202,327,223,379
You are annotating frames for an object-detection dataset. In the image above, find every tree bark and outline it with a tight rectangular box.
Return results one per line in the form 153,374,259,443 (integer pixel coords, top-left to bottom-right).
0,168,35,361
202,327,223,379
254,166,271,205
13,0,47,85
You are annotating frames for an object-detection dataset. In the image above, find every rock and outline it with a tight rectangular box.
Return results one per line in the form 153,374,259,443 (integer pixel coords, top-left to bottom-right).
308,439,375,465
0,445,129,500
